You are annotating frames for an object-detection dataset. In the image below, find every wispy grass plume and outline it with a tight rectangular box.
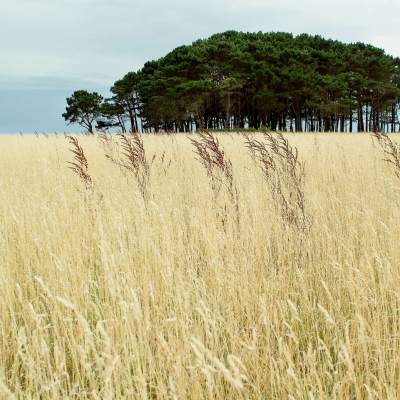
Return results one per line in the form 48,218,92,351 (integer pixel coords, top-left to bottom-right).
102,132,154,201
189,131,237,201
189,130,239,227
371,131,400,178
66,135,93,191
245,132,312,232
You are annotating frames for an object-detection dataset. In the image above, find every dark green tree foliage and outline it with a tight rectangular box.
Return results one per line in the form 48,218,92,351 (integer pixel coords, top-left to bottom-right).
62,90,104,134
97,101,127,132
98,72,141,133
65,32,400,133
135,31,400,132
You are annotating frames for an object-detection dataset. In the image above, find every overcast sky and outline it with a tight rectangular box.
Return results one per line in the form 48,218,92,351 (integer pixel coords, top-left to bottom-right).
1,0,399,133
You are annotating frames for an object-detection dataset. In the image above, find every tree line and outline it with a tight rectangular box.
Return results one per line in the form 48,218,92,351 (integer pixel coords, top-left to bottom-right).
63,31,400,133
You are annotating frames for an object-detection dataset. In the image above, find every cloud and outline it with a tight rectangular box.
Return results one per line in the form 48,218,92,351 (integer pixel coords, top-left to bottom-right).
0,76,109,91
1,0,399,83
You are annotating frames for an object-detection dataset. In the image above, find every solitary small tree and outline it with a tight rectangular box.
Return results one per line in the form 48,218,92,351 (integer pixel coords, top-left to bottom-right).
62,90,103,134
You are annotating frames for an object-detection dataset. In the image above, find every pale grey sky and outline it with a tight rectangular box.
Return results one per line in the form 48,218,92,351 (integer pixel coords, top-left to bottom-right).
1,0,399,133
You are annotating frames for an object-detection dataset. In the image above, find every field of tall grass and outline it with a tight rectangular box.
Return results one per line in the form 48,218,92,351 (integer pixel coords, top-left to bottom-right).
1,131,400,399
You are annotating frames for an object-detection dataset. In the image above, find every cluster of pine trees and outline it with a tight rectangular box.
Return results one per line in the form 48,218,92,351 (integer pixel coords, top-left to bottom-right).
64,31,400,133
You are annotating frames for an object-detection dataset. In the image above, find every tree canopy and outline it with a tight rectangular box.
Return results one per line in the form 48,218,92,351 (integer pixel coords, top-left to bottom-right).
65,31,400,133
62,90,104,134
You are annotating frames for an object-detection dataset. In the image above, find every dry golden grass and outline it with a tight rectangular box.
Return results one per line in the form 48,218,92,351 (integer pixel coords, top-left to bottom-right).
1,132,400,399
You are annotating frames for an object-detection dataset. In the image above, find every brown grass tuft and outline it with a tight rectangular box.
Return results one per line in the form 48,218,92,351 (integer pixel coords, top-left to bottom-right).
189,130,236,201
66,135,93,191
371,131,400,178
102,132,154,201
244,132,312,232
189,130,239,227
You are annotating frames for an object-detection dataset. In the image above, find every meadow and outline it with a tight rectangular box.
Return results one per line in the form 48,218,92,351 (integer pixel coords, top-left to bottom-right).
1,131,400,399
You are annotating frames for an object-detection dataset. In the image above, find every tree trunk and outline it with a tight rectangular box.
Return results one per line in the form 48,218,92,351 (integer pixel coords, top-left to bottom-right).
290,112,293,132
310,110,315,132
340,114,345,132
392,104,396,133
225,93,231,130
357,92,364,132
349,108,353,132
